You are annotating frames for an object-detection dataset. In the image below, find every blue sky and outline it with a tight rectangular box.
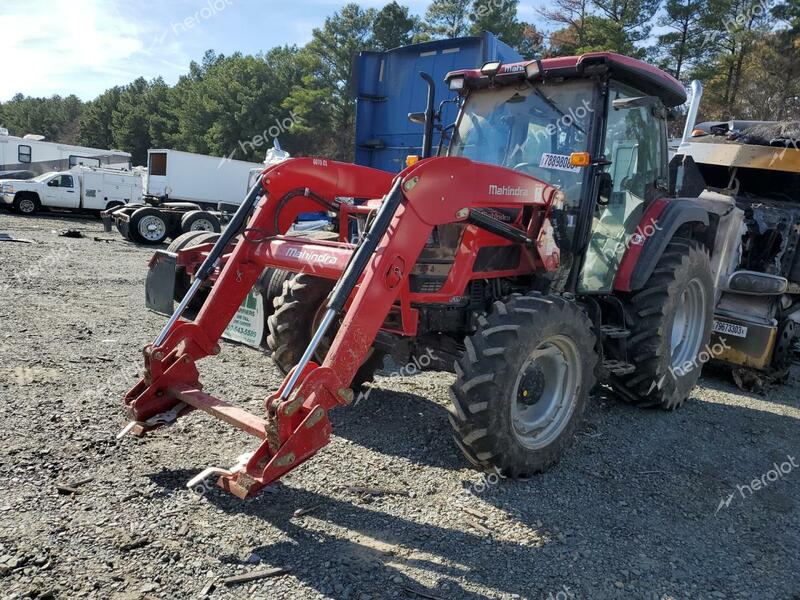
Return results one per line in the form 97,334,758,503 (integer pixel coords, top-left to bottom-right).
0,0,543,102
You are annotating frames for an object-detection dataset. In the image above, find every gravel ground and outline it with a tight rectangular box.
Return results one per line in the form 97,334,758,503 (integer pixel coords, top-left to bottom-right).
0,211,798,600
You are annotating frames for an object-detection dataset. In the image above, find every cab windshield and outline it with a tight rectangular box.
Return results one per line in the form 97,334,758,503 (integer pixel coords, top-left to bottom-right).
448,79,595,207
32,172,57,182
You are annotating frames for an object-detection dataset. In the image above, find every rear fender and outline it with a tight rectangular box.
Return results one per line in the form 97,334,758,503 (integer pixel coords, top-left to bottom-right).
614,198,709,292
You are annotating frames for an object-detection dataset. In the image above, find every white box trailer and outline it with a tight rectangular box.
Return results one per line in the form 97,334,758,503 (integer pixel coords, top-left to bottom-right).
0,130,132,177
147,149,262,210
0,165,142,215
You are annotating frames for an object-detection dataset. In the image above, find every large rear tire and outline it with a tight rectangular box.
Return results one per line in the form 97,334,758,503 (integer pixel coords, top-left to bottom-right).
130,207,169,245
266,273,385,391
180,210,221,234
611,240,714,409
449,293,597,477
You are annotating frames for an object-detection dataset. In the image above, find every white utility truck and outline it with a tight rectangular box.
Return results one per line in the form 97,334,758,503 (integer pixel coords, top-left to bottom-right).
0,166,142,215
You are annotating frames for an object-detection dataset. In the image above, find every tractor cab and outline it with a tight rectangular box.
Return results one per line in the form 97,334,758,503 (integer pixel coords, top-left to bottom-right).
444,53,686,293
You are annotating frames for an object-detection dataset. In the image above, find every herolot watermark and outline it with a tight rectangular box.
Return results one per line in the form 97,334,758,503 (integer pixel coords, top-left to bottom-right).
473,0,513,19
353,348,438,406
601,216,663,261
702,0,774,48
768,138,800,168
171,0,234,37
220,111,302,166
529,98,594,145
716,454,798,514
457,466,508,497
150,0,235,49
646,337,731,394
1,242,78,296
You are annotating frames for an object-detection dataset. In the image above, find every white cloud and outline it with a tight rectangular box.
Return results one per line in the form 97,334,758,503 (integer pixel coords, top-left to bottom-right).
0,0,188,100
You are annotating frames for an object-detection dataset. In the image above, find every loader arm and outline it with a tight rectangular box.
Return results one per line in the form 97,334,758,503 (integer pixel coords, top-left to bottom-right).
121,156,557,499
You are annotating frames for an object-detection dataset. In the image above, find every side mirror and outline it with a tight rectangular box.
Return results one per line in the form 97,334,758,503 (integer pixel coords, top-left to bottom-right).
47,179,58,187
408,112,426,125
612,96,659,110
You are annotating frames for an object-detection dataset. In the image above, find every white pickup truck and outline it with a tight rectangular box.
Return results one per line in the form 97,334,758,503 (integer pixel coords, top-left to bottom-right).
0,165,142,215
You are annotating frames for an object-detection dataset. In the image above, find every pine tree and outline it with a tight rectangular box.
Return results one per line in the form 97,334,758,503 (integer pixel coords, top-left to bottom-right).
373,2,418,50
423,0,471,38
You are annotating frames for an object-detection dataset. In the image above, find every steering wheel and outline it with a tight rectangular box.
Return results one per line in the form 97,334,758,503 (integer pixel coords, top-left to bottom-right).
512,162,553,181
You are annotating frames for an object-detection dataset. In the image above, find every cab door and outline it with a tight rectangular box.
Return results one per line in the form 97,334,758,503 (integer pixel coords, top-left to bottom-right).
43,174,78,208
578,81,668,293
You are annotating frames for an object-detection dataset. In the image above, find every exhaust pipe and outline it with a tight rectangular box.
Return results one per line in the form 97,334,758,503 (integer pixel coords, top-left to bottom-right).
420,72,436,159
681,80,704,143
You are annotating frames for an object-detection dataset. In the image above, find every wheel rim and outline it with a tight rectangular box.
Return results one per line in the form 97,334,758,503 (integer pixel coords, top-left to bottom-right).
670,277,706,369
19,198,35,213
189,219,214,231
511,335,581,449
138,215,167,241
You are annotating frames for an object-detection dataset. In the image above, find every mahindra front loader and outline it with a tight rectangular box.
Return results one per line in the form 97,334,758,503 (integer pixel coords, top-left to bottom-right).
118,52,743,499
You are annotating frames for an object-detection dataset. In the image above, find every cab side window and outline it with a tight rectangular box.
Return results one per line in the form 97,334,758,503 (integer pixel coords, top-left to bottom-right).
604,84,665,203
47,175,75,188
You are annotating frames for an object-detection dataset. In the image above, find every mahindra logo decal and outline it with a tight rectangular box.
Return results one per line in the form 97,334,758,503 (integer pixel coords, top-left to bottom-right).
285,247,338,265
488,184,529,197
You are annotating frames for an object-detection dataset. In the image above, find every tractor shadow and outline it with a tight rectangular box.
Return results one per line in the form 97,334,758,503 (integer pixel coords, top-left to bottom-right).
149,470,551,599
147,380,800,599
327,382,465,472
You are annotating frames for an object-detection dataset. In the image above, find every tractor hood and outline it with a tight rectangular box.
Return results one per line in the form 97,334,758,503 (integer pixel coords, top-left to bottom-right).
445,52,687,108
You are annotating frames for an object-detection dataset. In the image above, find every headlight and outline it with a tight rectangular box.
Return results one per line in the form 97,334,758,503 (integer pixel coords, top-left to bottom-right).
480,61,502,77
449,77,464,91
525,60,542,80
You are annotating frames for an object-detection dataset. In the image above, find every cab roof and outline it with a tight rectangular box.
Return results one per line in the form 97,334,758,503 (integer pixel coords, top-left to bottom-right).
445,52,687,108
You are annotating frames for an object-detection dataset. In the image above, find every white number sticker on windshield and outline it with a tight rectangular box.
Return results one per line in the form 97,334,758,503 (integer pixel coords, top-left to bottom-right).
539,153,582,173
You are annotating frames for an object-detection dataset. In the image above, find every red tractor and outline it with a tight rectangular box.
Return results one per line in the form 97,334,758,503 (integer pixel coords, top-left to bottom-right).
119,53,742,499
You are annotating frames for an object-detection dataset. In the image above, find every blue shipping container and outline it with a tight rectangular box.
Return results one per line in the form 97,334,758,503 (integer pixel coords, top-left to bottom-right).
354,32,522,173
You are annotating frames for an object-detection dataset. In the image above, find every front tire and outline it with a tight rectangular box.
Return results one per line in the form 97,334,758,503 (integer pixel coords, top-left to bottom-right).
449,293,597,477
13,194,39,215
611,240,714,409
266,273,385,391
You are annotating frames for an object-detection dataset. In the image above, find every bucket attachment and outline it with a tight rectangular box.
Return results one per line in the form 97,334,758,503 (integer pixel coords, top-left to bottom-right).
118,156,556,499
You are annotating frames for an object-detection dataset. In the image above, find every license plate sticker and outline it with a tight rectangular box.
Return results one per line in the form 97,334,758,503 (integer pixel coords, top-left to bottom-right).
539,153,582,173
713,320,748,338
